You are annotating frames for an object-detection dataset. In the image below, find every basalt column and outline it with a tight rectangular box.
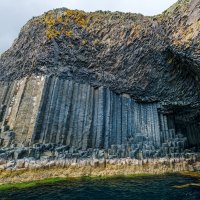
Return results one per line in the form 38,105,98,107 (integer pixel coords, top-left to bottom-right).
31,76,162,149
0,76,45,146
0,75,170,149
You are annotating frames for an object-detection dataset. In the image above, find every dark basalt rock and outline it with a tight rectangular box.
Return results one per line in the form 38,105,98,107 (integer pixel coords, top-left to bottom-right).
0,0,199,103
0,0,199,163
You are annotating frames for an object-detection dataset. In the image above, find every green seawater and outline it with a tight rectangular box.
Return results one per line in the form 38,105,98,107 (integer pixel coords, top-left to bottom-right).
0,175,200,200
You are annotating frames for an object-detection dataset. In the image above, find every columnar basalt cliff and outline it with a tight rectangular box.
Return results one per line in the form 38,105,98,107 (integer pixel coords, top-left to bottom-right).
0,0,200,176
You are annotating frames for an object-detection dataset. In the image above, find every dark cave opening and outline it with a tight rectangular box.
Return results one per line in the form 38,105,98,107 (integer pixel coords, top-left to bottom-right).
165,106,200,150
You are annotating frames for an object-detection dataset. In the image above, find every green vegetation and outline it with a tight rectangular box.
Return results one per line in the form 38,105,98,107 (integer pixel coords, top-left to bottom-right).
43,10,89,40
0,173,159,191
0,177,66,191
41,9,108,45
1,171,199,191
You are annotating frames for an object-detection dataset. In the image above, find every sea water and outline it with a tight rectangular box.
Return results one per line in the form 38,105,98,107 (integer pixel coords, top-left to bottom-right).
0,175,200,200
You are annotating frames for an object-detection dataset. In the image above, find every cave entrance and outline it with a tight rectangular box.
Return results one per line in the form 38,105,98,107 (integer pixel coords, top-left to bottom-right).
167,106,200,149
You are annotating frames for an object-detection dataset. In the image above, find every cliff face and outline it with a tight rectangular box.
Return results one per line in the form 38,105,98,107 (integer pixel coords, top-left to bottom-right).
0,75,197,161
0,76,161,148
0,0,200,103
0,0,199,162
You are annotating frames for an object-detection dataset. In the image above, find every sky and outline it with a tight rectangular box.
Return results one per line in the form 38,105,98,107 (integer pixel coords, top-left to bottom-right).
0,0,177,54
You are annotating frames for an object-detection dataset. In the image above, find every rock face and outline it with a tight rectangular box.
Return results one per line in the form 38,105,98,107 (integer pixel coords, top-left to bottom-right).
0,75,199,161
0,76,161,149
0,0,200,103
0,0,199,164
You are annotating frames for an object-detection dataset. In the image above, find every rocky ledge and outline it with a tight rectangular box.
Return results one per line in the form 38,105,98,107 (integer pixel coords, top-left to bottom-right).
0,0,200,181
0,157,200,184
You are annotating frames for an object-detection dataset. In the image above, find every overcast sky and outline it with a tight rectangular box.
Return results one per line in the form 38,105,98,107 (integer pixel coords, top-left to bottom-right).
0,0,177,54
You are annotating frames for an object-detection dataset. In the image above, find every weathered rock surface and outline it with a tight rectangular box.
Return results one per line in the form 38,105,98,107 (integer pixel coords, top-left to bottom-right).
0,75,199,161
0,76,161,148
0,156,199,184
0,0,199,103
0,0,199,172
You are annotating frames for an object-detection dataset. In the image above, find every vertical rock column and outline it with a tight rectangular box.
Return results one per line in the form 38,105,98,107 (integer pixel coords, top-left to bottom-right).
0,81,17,126
0,76,45,146
0,75,164,149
